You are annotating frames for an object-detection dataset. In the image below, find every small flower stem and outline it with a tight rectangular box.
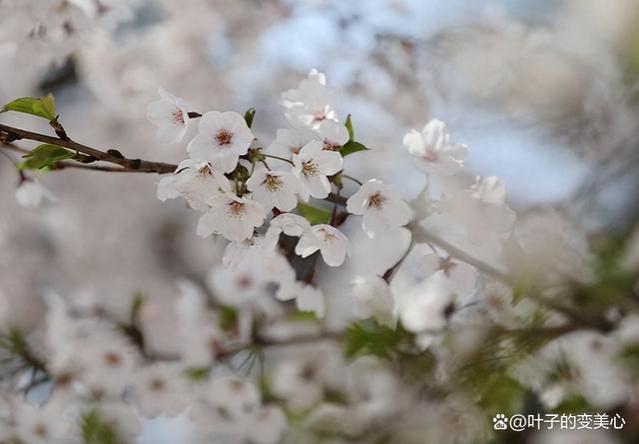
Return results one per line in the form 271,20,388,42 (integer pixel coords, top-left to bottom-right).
187,111,202,118
262,154,294,165
341,173,363,186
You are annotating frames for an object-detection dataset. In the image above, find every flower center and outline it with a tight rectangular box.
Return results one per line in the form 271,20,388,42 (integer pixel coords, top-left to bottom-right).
423,150,439,162
227,201,246,218
236,274,253,289
263,174,283,192
104,352,122,367
150,377,166,391
318,228,337,242
34,423,48,437
215,129,233,146
439,257,457,277
172,109,185,125
367,192,386,209
313,109,327,123
301,160,319,177
323,139,340,151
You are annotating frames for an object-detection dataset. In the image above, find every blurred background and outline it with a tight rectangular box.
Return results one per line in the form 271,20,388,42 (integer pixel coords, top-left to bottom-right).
2,0,639,441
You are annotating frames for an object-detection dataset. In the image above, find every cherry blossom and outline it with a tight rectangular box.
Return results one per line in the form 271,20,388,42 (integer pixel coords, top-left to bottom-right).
196,193,266,241
443,176,516,245
317,120,349,151
282,69,337,129
246,164,301,212
222,233,278,269
398,273,456,336
403,118,468,175
350,275,396,328
188,111,254,173
12,398,70,444
295,224,351,267
292,140,343,200
191,376,286,444
146,88,190,143
346,179,413,237
15,179,55,209
277,280,325,317
157,159,230,211
266,128,314,156
267,212,312,238
420,253,477,295
132,363,191,418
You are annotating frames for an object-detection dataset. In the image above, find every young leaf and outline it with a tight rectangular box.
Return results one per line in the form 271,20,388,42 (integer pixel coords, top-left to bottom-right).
218,305,238,332
20,144,75,170
344,114,354,141
2,94,57,121
344,320,404,359
297,202,331,225
81,410,119,444
244,108,256,128
339,140,368,157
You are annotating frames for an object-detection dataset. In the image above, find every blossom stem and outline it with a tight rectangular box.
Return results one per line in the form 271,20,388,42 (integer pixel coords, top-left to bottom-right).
341,173,363,186
262,154,294,165
187,111,202,118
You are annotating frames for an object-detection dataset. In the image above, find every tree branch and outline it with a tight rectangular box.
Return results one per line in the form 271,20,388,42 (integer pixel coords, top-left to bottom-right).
0,123,177,174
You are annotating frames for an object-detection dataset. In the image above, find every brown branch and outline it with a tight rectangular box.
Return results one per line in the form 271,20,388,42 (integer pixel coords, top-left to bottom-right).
0,123,177,174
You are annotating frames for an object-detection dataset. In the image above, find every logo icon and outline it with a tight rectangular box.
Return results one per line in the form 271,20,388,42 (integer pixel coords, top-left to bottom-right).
493,413,508,430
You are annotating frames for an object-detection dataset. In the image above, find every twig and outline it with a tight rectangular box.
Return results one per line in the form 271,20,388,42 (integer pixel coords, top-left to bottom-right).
0,123,177,174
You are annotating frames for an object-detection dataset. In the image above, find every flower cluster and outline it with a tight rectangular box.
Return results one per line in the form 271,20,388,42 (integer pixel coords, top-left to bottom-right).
149,70,419,317
5,69,633,444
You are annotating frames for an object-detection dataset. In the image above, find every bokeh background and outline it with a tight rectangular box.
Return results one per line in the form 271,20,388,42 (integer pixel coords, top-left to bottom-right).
2,0,639,441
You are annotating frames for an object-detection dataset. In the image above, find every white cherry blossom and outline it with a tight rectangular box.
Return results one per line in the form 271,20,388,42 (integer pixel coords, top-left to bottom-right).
295,224,351,267
398,273,456,335
197,193,266,241
317,120,349,151
267,128,314,156
277,281,325,317
157,159,230,211
350,275,396,328
346,179,413,238
443,176,516,244
246,164,301,212
403,119,468,175
420,253,477,295
188,111,254,173
12,398,70,444
191,376,286,444
222,233,278,269
15,179,55,209
282,69,337,129
292,140,343,200
146,88,190,143
132,363,191,418
268,212,312,238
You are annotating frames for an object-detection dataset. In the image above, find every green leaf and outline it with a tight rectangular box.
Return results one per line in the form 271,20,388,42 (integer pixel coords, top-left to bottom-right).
344,114,354,141
129,292,146,325
344,320,404,359
2,94,57,121
296,202,331,225
339,140,368,157
184,367,210,381
20,144,75,170
81,410,119,444
218,305,238,332
244,108,256,128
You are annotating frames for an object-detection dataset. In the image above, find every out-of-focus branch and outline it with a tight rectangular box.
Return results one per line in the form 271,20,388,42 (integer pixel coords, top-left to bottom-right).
0,123,177,174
